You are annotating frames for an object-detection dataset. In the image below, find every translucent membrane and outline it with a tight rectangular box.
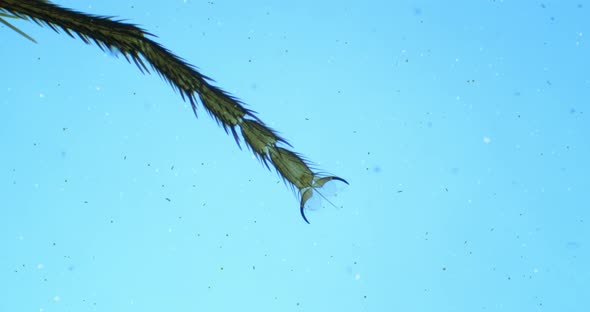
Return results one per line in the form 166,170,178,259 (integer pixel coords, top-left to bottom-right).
302,179,349,217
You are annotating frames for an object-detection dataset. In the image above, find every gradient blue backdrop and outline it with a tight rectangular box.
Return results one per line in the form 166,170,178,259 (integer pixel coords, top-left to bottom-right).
1,0,588,311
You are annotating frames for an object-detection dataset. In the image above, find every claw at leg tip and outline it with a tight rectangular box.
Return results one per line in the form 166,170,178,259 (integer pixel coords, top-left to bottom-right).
300,205,310,224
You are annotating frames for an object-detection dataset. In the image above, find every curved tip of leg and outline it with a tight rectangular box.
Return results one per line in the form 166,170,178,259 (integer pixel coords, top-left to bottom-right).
300,204,310,224
332,176,349,185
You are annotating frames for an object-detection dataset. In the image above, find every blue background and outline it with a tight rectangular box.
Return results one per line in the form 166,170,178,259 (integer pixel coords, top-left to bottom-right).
1,0,589,311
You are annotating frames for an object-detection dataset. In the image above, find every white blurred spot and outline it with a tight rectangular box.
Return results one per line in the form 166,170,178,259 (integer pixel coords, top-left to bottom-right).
483,136,491,144
37,264,44,269
53,296,60,302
